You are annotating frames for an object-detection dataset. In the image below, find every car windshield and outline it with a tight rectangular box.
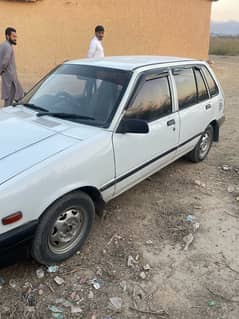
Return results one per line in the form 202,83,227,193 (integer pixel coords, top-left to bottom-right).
21,64,132,127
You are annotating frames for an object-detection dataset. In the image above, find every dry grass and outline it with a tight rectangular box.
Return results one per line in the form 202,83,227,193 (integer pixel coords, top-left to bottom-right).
209,36,239,56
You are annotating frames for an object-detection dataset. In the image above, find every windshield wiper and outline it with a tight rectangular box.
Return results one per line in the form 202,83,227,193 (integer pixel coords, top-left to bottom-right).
21,103,49,112
36,112,95,121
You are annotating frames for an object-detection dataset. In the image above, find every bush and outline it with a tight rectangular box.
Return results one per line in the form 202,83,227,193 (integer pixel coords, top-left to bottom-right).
209,36,239,56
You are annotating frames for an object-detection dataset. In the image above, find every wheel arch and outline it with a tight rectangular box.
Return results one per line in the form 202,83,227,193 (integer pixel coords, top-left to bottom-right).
38,185,105,221
210,120,219,142
79,186,105,215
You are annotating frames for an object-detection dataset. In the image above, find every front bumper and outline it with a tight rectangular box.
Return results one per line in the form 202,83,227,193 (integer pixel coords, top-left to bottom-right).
0,220,38,267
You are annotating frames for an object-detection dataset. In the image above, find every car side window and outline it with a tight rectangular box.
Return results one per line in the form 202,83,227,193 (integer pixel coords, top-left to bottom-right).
194,68,210,102
201,66,219,97
125,75,172,122
173,68,197,109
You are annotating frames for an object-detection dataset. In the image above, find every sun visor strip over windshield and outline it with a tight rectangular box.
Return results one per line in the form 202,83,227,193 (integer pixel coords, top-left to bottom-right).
54,64,132,86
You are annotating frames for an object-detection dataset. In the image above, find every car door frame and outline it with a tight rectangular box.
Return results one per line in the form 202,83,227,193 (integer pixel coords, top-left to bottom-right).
110,67,180,197
169,64,215,158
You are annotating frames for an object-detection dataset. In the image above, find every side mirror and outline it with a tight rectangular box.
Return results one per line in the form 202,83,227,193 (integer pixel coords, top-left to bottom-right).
117,118,149,134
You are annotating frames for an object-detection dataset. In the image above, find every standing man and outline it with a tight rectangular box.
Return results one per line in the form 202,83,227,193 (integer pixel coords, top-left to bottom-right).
0,27,24,107
87,25,105,58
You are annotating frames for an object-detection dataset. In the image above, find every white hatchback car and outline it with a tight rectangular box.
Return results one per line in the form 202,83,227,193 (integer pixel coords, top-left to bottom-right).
0,56,224,265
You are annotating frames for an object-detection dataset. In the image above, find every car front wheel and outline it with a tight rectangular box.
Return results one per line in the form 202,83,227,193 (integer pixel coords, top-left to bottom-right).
32,191,95,265
187,125,213,163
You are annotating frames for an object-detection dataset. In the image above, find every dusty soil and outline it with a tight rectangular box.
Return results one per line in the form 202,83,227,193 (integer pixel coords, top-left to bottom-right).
0,55,239,319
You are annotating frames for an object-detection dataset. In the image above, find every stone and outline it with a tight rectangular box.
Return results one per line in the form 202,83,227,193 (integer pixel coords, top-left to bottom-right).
38,289,44,295
139,272,147,279
71,305,83,314
227,185,235,193
109,297,122,312
222,165,231,171
54,276,65,286
120,280,127,292
183,233,194,251
88,291,94,299
36,268,45,279
127,255,137,268
9,279,17,289
143,264,151,271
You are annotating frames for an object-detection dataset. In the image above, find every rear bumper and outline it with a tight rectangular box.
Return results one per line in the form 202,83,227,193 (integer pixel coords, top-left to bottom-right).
0,221,38,267
218,115,225,127
213,115,225,142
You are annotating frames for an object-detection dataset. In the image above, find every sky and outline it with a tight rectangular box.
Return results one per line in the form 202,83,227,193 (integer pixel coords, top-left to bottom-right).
211,0,239,22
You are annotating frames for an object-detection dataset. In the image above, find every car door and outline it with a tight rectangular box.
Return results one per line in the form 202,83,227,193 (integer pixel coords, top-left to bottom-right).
112,69,179,196
200,65,223,121
172,66,212,157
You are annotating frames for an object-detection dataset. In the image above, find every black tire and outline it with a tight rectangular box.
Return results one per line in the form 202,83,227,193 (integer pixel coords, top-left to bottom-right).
32,191,95,265
187,125,213,163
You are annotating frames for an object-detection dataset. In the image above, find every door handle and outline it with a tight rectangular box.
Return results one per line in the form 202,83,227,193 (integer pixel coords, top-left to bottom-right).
167,119,175,126
205,104,211,110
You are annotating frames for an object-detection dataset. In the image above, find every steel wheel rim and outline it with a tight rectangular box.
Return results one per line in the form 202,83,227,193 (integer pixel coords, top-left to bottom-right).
48,207,87,254
199,131,211,158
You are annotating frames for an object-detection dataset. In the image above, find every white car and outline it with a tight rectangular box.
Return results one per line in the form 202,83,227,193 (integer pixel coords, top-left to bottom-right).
0,56,224,265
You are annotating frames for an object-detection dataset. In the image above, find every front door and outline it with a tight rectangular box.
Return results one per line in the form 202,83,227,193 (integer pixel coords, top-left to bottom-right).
113,70,179,196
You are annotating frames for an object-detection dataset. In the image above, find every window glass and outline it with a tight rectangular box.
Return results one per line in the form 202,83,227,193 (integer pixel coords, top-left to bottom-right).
194,69,209,102
23,64,131,127
202,66,219,97
174,68,197,109
125,76,172,122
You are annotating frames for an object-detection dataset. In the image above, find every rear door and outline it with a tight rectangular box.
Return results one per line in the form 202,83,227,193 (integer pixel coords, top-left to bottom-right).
172,66,212,157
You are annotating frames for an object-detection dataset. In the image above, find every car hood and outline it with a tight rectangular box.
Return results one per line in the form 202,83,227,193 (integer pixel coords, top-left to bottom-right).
0,107,104,185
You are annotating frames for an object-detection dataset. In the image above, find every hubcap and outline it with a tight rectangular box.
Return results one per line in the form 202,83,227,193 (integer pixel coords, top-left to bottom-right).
48,208,86,254
199,131,211,158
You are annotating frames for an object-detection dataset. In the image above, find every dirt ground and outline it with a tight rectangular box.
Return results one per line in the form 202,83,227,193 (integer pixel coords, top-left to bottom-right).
0,55,239,319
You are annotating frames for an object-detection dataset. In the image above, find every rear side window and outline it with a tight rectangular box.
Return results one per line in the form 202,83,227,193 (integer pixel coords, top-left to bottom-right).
194,68,210,102
202,66,219,97
173,68,197,109
125,76,172,122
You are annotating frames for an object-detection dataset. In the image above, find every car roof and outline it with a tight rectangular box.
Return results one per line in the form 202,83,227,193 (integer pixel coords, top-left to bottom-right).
66,56,196,71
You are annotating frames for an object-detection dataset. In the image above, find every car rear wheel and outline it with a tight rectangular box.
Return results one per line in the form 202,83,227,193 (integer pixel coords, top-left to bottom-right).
32,191,95,265
187,125,213,163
